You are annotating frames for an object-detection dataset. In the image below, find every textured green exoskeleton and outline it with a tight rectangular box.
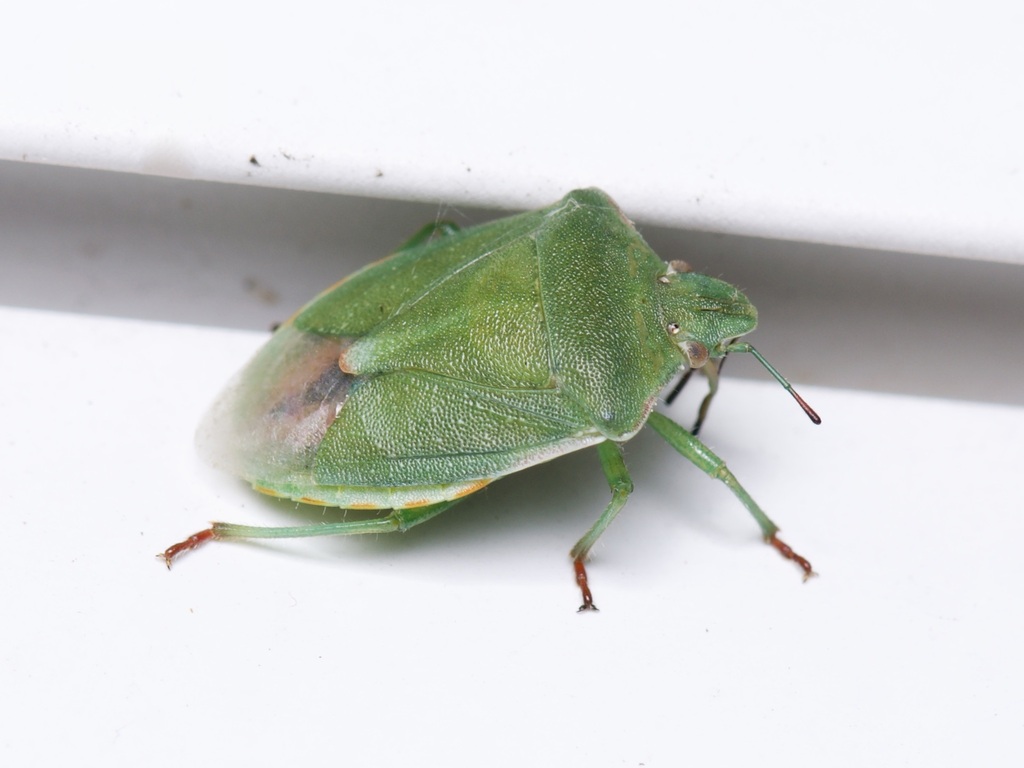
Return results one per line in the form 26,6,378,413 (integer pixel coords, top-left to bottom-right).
163,188,820,610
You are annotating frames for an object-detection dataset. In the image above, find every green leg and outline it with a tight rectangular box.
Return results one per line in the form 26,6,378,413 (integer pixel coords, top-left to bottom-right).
161,500,459,567
645,411,814,579
570,441,634,612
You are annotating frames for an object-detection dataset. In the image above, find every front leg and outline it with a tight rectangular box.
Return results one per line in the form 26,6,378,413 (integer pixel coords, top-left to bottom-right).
570,441,634,611
646,411,815,579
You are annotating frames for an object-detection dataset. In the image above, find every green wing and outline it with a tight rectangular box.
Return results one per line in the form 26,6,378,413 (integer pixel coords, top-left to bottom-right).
292,204,549,340
315,371,600,486
207,189,685,498
296,189,681,434
338,230,552,389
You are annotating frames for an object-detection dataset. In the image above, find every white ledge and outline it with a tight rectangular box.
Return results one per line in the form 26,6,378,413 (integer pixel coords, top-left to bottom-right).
3,1,1023,263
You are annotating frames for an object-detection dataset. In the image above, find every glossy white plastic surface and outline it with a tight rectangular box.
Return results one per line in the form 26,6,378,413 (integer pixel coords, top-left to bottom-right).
2,1,1022,263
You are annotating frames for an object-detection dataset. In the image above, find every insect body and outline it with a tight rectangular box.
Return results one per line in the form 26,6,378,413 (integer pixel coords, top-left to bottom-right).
163,188,819,610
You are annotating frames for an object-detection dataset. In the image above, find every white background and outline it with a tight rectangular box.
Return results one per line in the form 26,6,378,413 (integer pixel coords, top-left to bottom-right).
2,2,1023,766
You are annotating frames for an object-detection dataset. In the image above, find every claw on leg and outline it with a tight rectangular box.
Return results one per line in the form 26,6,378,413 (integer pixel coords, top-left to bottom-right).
574,558,598,612
768,533,816,581
160,527,216,568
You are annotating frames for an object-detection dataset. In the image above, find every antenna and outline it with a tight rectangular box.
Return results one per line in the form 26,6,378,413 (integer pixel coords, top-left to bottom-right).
726,342,821,425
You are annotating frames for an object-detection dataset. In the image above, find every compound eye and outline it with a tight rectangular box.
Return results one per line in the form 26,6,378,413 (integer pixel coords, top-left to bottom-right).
682,340,709,368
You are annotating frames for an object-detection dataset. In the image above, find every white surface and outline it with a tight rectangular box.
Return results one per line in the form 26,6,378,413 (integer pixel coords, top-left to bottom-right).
2,305,1022,766
3,1,1023,263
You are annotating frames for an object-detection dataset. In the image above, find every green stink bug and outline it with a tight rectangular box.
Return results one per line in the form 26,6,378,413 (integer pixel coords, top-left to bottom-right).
163,188,819,610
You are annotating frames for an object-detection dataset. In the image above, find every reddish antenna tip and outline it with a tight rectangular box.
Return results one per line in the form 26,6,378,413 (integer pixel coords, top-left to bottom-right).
791,389,822,425
727,343,822,426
